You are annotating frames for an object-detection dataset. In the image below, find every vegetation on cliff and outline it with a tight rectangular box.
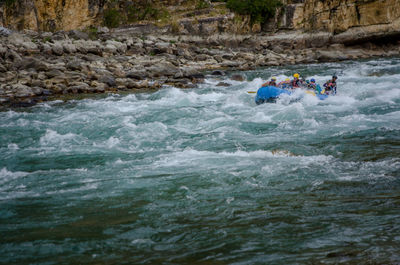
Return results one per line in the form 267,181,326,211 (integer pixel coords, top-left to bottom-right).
100,0,282,28
226,0,281,24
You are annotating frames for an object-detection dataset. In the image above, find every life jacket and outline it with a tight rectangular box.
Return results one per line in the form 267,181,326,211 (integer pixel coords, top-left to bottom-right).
268,81,277,87
291,79,300,88
308,83,316,89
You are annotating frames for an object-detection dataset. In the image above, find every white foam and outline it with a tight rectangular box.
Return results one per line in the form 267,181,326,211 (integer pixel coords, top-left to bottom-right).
39,129,78,146
7,143,19,150
0,167,29,186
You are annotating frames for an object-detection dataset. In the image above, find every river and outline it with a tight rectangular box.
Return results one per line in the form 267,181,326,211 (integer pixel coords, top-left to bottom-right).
1,58,400,264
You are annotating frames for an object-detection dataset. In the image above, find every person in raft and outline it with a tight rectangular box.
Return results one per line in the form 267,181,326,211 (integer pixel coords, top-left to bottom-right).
308,78,322,94
278,78,291,89
262,76,278,87
324,75,338,95
291,73,303,88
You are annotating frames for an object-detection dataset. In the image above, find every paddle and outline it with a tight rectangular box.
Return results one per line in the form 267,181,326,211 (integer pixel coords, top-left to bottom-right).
247,91,257,94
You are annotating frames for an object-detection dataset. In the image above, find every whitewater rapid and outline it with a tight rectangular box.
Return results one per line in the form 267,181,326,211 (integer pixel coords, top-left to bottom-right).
1,58,400,264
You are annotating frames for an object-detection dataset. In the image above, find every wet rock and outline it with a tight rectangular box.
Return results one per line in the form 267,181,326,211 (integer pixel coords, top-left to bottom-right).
182,68,204,79
231,74,245,81
211,70,226,76
216,82,230,87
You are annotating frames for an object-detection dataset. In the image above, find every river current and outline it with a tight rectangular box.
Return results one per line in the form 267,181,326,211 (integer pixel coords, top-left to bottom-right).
1,58,400,264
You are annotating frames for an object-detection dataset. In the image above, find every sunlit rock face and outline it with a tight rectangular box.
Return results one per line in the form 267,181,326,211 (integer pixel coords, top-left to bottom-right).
0,0,104,31
0,0,399,38
293,0,400,33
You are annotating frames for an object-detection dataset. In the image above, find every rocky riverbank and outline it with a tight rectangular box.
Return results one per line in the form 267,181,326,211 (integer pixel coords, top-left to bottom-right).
1,28,400,107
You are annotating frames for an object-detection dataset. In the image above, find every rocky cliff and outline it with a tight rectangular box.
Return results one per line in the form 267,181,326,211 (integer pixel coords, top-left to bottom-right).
0,0,106,32
290,0,400,44
1,0,400,39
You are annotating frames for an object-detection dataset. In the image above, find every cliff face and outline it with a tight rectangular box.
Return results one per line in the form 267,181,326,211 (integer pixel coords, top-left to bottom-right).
293,0,400,33
0,0,105,31
0,0,399,40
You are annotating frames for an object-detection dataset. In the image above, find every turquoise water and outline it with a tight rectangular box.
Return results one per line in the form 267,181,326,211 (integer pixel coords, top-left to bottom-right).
1,58,400,264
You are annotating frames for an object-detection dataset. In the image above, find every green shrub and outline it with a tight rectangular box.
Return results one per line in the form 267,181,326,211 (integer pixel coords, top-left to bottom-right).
127,2,164,23
226,0,282,24
196,0,211,9
104,8,120,28
0,0,16,7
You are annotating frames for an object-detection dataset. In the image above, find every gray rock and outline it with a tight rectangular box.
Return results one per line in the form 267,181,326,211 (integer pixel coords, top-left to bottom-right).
99,75,116,87
216,82,230,87
52,31,68,41
126,70,146,80
31,87,44,95
45,69,63,78
97,27,110,34
105,40,127,54
22,41,38,51
12,84,35,98
211,70,226,76
0,63,7,72
230,74,245,81
52,44,64,56
0,27,12,36
147,62,178,77
196,54,209,61
20,58,48,71
66,60,82,71
69,30,89,40
63,43,77,53
182,68,204,79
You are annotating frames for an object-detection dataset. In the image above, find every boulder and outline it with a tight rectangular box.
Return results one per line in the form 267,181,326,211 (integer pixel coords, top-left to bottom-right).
105,40,127,54
97,27,110,34
63,43,77,53
12,84,35,98
20,58,48,71
181,67,204,79
68,30,89,40
66,60,82,71
211,70,226,76
126,70,146,80
98,75,116,87
52,44,64,56
0,27,12,36
216,82,231,87
230,74,246,81
147,62,178,77
31,87,44,96
45,69,63,78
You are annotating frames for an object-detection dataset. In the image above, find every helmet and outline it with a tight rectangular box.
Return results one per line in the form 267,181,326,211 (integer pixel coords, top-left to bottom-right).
285,78,290,81
332,75,338,79
271,76,277,81
310,78,316,83
293,73,300,79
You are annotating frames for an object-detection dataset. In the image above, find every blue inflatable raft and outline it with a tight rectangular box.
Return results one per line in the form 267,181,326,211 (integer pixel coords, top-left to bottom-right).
255,86,329,104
